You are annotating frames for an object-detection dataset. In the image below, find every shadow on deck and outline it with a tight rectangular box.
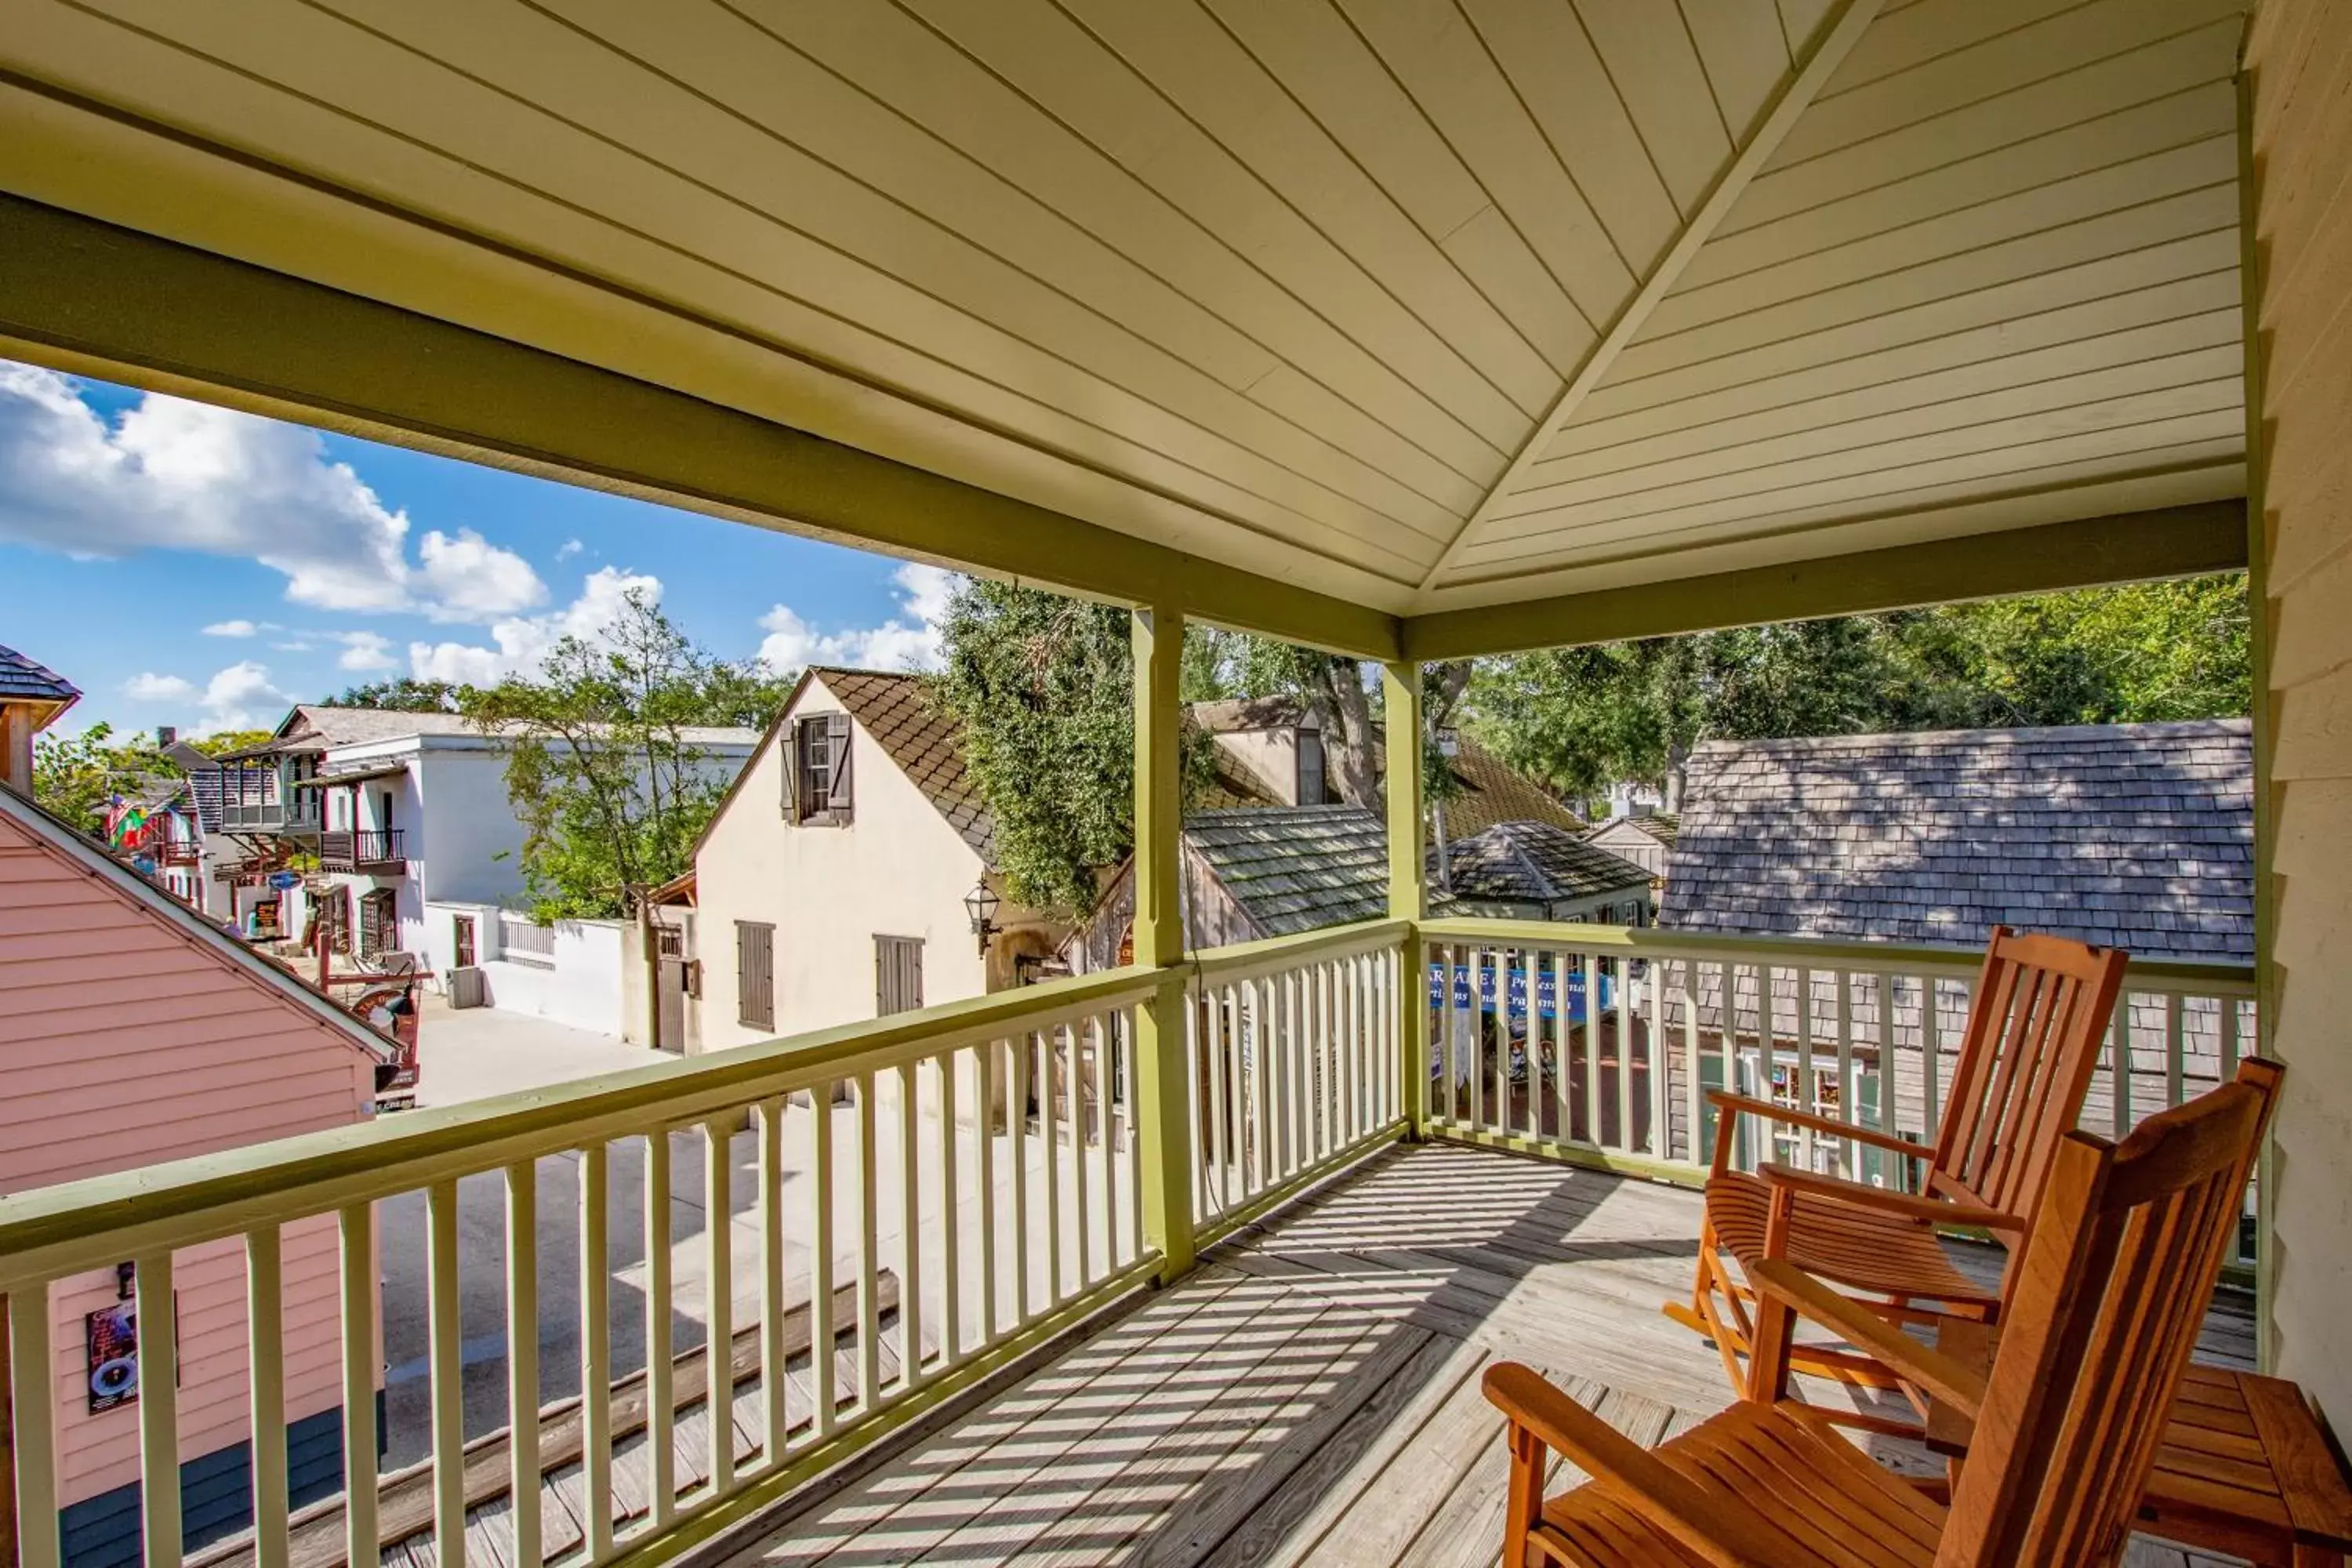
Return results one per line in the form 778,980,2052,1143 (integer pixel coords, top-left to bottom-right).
712,1143,2256,1568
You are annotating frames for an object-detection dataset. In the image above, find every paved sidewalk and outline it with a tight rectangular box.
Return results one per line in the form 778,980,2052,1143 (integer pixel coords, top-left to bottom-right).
412,993,665,1107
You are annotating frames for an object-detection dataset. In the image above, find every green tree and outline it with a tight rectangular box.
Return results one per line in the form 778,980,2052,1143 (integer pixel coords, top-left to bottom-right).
1465,573,2252,809
935,581,1217,915
459,589,777,920
31,723,172,833
332,676,469,711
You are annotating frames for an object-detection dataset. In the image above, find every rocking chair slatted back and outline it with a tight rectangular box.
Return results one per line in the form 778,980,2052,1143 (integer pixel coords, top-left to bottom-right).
1929,926,2130,1219
1938,1057,2283,1567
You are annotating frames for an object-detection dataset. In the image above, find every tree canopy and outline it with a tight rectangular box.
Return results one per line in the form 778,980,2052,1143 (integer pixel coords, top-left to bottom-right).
333,676,468,712
459,589,790,920
934,580,1218,915
1468,573,2252,813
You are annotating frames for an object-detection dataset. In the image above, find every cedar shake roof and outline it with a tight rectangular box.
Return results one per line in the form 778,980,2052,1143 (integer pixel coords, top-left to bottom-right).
816,668,996,863
1661,720,2254,960
1439,821,1652,908
1436,735,1586,841
0,642,78,720
1592,813,1679,849
1185,806,1388,937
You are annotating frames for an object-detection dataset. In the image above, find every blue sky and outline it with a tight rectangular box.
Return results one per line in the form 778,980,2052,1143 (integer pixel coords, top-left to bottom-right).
0,360,952,736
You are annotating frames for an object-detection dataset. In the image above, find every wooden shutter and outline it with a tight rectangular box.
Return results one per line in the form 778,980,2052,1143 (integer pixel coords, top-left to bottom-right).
736,920,775,1030
826,713,855,823
779,720,798,821
874,935,924,1015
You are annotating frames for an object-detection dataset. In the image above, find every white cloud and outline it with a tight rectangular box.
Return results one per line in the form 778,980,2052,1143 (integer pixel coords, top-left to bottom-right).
409,566,662,685
201,619,258,638
757,563,957,677
413,528,549,621
332,630,398,672
118,660,291,733
270,640,315,653
0,362,546,621
556,538,583,561
122,672,198,702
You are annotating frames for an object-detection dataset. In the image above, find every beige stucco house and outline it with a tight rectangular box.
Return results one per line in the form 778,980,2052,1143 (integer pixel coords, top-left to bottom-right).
690,668,1064,1054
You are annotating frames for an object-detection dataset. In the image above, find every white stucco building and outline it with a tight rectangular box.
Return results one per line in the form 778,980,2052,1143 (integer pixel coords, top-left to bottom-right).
689,668,1065,1054
211,706,759,1001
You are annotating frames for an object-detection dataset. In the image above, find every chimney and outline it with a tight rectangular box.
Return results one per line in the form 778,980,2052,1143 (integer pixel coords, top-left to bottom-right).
157,725,178,749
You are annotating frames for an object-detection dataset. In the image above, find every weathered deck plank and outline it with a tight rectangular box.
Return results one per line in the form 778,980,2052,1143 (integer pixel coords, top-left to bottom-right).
714,1144,2260,1568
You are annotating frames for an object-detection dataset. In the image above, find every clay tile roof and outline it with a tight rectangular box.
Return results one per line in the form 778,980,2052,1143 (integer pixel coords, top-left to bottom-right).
0,642,79,711
1661,720,2254,961
816,668,996,863
1439,820,1652,906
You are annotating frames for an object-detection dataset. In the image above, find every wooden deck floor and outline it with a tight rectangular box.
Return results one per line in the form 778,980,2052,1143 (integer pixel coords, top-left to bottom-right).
718,1142,2256,1568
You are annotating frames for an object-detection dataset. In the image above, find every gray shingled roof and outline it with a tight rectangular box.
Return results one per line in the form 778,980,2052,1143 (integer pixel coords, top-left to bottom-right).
0,643,78,708
1661,720,2253,960
818,669,996,864
1439,820,1652,907
1186,807,1388,937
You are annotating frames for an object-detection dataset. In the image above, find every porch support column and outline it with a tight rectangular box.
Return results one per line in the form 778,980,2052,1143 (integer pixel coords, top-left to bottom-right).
1384,662,1429,1139
1131,604,1196,1282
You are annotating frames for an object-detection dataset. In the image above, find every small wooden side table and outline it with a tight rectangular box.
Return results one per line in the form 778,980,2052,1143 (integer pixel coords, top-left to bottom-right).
1929,1321,2352,1566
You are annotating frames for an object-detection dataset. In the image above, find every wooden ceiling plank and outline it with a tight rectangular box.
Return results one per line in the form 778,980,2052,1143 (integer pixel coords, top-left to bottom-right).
0,189,1406,656
1404,498,2251,658
1541,278,2243,460
938,0,1554,431
1733,14,2242,232
710,0,1511,495
1681,0,1796,143
1573,230,2239,429
1439,454,2248,590
1411,0,1887,593
1456,0,1684,278
1682,82,2238,292
1504,348,2245,512
1459,432,2249,572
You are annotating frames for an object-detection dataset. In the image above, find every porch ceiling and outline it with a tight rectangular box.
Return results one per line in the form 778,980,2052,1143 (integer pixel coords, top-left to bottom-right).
0,0,2251,641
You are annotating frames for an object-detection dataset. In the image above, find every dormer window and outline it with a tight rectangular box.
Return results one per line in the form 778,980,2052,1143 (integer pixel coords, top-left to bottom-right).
1297,727,1326,806
783,713,855,826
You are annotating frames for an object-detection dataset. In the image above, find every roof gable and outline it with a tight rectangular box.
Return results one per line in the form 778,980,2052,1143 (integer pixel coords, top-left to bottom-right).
0,642,79,726
1441,821,1650,907
1661,720,2254,960
814,669,996,863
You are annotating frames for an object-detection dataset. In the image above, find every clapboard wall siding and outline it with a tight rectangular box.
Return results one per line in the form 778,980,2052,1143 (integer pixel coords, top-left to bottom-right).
2250,0,2352,1443
0,804,379,1508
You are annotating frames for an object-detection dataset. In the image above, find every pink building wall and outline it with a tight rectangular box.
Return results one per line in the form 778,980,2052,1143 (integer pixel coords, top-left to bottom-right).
0,803,379,1507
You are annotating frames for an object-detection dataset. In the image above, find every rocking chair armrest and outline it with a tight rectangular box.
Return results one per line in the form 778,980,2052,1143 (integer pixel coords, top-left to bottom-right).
1754,1161,2028,1236
1481,1364,1807,1568
1746,1260,1989,1420
1706,1093,1919,1156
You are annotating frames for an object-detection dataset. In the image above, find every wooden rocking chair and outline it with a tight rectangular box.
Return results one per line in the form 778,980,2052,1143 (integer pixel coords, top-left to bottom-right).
1664,925,2129,1397
1489,1056,2282,1567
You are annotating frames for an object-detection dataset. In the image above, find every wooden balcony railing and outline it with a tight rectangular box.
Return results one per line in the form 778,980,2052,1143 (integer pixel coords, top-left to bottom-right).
319,828,405,873
0,917,2259,1568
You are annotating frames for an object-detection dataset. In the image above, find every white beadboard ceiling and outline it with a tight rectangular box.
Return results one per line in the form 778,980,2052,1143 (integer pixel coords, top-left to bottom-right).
0,0,2249,615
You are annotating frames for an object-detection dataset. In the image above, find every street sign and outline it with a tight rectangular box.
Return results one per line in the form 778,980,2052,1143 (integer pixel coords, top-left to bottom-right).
267,870,301,890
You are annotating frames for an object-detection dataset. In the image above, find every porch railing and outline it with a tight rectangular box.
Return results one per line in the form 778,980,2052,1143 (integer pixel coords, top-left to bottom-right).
0,916,2257,1568
318,829,405,873
0,971,1154,1568
1417,917,2260,1265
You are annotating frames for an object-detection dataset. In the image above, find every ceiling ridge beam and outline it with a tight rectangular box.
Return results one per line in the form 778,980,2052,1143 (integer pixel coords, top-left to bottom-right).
1414,0,1887,596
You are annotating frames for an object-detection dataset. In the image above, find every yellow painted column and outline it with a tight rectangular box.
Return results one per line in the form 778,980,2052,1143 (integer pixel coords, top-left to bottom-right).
1131,604,1196,1281
1384,662,1429,1139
